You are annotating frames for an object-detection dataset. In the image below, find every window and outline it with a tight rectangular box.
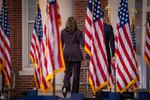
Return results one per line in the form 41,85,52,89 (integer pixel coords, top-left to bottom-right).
20,0,36,75
20,0,73,76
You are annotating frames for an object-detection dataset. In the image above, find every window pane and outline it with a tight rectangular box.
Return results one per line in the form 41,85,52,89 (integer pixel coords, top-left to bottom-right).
28,0,36,6
28,6,36,20
28,0,36,21
28,23,34,64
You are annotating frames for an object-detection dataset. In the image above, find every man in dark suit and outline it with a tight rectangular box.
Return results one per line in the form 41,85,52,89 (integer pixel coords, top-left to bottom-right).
61,17,84,97
104,22,115,75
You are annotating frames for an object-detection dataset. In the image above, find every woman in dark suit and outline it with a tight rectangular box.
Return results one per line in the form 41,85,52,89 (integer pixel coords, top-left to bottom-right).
61,17,84,97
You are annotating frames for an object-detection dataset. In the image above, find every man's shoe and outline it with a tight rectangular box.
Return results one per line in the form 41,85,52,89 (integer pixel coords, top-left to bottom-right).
62,87,67,97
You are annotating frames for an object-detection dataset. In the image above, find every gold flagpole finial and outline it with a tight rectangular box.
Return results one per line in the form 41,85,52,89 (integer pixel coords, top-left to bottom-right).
105,5,112,24
131,8,137,14
131,8,137,25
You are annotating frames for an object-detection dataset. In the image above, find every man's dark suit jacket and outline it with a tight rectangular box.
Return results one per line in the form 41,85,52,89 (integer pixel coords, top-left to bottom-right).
61,29,84,62
104,23,115,73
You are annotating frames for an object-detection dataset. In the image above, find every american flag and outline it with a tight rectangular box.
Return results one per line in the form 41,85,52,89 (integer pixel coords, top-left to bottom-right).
40,0,64,91
115,0,139,93
144,11,150,67
30,3,50,91
85,0,109,94
0,0,12,86
30,0,64,92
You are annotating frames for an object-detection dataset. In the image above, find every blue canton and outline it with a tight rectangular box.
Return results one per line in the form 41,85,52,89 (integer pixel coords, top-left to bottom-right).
3,0,10,36
118,0,129,27
34,4,43,41
88,0,92,13
0,0,10,35
93,0,103,22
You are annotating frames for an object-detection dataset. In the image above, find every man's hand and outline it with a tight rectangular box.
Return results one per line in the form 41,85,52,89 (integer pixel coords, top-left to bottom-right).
111,57,116,64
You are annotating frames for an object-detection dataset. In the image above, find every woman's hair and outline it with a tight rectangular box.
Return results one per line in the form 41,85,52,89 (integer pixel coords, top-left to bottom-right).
65,17,77,33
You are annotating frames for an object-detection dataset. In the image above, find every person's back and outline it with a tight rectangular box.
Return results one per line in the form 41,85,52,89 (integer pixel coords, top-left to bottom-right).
61,17,84,98
61,29,84,62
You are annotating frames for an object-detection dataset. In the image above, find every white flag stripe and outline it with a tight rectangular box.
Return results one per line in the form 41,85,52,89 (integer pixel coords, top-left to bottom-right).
86,21,93,35
118,28,137,78
117,57,130,83
117,73,125,88
146,33,150,44
119,28,137,77
46,19,53,75
124,24,137,65
145,46,150,56
94,23,108,73
89,62,97,87
89,65,98,88
52,8,59,69
87,8,93,20
0,31,11,68
92,49,105,84
95,21,107,58
85,34,91,46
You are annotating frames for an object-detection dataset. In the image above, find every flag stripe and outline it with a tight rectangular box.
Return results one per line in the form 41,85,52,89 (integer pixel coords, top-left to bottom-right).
122,25,138,67
95,21,108,65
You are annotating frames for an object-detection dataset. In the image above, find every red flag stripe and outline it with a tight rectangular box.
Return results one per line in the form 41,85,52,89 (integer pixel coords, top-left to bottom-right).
119,25,138,77
0,30,11,55
0,45,11,69
34,70,41,88
145,41,150,51
94,22,108,65
122,25,138,67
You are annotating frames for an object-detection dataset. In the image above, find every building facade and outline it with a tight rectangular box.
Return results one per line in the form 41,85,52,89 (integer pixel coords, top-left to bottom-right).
1,0,149,98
